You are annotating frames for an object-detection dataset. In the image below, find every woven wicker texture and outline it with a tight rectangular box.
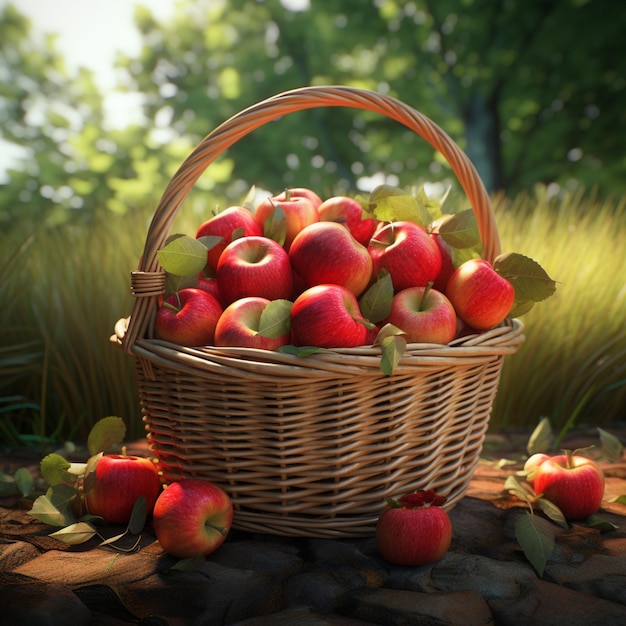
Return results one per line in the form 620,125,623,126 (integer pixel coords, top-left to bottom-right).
121,86,524,537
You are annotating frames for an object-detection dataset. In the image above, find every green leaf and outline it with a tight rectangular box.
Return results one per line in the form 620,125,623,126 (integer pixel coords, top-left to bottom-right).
504,475,534,506
47,483,79,521
87,416,126,456
438,209,481,249
15,467,34,497
197,235,224,253
49,522,97,545
165,272,198,298
171,554,206,571
369,185,430,226
598,428,623,462
494,252,558,305
277,344,324,358
30,494,70,527
83,453,103,495
535,497,568,528
375,323,407,376
157,235,209,277
585,514,619,532
258,299,292,339
128,495,148,535
261,203,287,246
527,417,553,456
359,273,393,323
610,495,626,505
0,473,19,497
40,453,73,486
515,512,555,577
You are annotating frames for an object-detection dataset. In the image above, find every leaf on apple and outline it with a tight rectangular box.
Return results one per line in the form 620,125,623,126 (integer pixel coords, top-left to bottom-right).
359,273,393,323
369,184,431,227
526,417,553,456
259,299,292,339
437,209,481,249
585,514,619,532
87,416,126,456
157,234,209,277
197,234,224,253
49,522,97,545
165,272,198,297
375,323,407,376
494,252,558,315
262,203,287,247
535,497,568,528
598,427,623,462
40,453,74,486
515,512,555,577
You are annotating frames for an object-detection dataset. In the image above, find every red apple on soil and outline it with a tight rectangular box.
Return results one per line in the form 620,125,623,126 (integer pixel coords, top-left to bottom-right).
84,452,161,525
386,285,457,344
155,288,223,346
526,452,605,520
376,490,452,566
289,221,373,297
216,236,293,305
290,284,368,348
196,206,263,272
445,259,515,331
214,296,291,350
255,192,319,250
368,221,442,291
153,479,233,559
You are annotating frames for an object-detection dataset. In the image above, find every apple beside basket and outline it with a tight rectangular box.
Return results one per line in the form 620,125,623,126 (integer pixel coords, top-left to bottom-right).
113,86,524,538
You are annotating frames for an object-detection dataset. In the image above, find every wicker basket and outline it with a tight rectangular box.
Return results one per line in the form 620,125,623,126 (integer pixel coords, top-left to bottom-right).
119,86,525,538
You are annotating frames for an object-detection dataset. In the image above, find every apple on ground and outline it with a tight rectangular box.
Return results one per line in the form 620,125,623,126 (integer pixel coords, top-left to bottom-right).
290,284,369,348
196,206,263,272
376,490,452,566
216,235,293,305
445,258,515,331
289,221,373,297
385,284,457,344
84,451,161,525
255,191,319,251
214,296,291,350
155,288,223,346
524,451,605,520
368,221,442,291
152,479,233,559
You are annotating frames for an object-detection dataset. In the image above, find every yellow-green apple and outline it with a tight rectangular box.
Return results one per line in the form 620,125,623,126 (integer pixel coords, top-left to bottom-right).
525,451,605,520
84,451,161,525
430,233,456,293
289,222,373,297
196,206,263,272
368,221,442,291
155,288,223,346
255,193,319,251
445,259,514,331
216,235,293,305
214,296,291,350
152,479,233,559
376,490,452,566
290,284,369,348
386,285,457,344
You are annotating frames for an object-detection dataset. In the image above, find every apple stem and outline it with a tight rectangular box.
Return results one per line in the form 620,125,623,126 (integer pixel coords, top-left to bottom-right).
122,446,127,457
419,282,434,312
284,188,291,201
205,522,229,537
565,449,574,469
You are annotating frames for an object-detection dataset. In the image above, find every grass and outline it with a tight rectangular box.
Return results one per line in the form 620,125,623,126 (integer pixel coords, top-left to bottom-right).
0,184,624,446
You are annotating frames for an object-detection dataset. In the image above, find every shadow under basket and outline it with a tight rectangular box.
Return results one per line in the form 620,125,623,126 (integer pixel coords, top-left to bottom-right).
119,86,525,538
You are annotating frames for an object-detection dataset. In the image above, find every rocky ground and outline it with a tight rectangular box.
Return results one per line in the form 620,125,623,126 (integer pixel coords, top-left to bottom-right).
1,426,625,625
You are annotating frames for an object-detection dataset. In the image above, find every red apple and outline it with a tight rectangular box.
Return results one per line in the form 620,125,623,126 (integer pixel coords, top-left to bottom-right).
152,479,233,559
155,288,223,346
255,193,319,250
527,451,605,520
368,221,442,291
386,285,457,344
290,284,368,348
289,221,373,297
84,452,161,525
318,195,362,229
216,235,293,305
376,490,452,566
430,233,456,293
351,217,380,247
272,187,323,209
214,297,291,350
196,206,263,272
445,259,515,331
196,275,224,307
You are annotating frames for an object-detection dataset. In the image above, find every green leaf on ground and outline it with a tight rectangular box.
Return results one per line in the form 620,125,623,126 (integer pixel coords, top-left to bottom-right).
49,522,97,545
128,495,148,535
15,467,34,497
0,473,19,497
598,428,623,462
504,475,534,506
87,416,126,456
527,417,552,456
30,493,71,527
535,497,568,528
515,512,555,577
586,514,619,532
40,453,73,486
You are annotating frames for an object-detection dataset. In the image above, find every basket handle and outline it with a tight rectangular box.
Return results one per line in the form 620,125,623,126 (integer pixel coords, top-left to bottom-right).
123,85,499,353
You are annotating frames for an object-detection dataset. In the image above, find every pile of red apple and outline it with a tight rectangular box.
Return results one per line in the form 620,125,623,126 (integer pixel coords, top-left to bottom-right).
154,186,522,356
